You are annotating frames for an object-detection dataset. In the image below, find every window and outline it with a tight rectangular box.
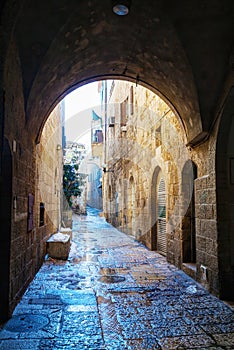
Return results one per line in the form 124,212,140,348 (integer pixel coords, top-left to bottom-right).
39,202,45,226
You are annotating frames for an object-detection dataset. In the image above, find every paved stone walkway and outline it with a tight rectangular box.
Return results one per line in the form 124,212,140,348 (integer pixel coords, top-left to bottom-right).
0,207,234,349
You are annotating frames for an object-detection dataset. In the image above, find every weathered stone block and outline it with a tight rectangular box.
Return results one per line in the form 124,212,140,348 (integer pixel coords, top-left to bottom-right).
47,233,70,260
199,204,214,220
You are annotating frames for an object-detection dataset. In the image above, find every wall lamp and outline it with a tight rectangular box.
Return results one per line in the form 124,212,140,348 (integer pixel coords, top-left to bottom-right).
102,164,114,173
112,0,131,15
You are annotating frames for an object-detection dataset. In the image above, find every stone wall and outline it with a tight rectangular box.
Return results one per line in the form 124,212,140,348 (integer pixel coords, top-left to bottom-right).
4,38,33,314
103,80,219,296
190,129,218,293
3,38,63,316
35,104,63,235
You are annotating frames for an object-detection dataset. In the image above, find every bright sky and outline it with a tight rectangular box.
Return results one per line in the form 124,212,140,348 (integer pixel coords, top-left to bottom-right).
65,82,101,119
64,82,102,147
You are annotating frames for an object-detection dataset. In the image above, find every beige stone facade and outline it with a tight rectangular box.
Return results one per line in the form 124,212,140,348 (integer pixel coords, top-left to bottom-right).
103,80,219,295
35,103,63,234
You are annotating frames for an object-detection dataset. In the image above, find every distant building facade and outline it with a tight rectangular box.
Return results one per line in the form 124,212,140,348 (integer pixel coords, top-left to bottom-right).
85,107,104,211
64,141,87,214
86,160,103,210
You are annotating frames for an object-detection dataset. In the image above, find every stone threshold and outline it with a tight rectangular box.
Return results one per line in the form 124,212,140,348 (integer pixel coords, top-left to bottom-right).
182,262,197,279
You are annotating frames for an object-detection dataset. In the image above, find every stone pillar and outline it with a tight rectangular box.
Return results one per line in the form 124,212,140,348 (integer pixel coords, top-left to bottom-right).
194,174,218,294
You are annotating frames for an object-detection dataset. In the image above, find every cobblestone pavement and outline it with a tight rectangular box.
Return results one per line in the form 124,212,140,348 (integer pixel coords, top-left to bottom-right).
0,207,234,350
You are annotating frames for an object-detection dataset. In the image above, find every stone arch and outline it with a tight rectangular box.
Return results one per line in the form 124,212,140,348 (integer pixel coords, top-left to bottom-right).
34,76,188,146
6,0,233,149
216,87,234,300
181,160,197,265
0,137,12,322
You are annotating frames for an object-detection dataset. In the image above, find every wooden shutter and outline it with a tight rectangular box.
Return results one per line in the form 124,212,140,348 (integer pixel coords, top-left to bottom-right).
157,178,167,254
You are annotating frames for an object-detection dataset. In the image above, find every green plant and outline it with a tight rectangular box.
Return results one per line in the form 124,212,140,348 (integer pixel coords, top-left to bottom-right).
63,164,84,206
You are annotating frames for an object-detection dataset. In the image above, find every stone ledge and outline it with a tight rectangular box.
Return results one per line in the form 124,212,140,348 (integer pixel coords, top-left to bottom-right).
182,262,197,279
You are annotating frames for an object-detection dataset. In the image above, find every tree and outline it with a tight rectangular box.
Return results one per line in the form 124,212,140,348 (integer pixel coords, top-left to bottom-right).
63,164,84,206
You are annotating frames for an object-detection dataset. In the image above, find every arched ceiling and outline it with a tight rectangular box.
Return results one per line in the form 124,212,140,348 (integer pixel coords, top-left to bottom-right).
2,0,234,145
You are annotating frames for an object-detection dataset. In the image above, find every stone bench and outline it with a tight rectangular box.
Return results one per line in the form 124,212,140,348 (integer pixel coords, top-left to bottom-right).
46,233,71,260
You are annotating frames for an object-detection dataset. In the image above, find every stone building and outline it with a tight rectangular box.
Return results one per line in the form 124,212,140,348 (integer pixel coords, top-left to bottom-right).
0,0,233,322
103,80,204,281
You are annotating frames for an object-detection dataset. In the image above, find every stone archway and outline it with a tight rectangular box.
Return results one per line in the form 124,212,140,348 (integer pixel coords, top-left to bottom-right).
216,87,234,300
0,137,12,322
1,0,234,318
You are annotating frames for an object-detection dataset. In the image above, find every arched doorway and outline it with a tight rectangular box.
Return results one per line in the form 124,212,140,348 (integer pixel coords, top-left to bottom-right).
181,160,197,264
129,176,135,233
216,88,234,300
0,137,12,322
107,184,112,222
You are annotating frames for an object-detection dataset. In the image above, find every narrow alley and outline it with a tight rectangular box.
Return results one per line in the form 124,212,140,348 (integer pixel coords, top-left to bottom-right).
0,207,233,350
